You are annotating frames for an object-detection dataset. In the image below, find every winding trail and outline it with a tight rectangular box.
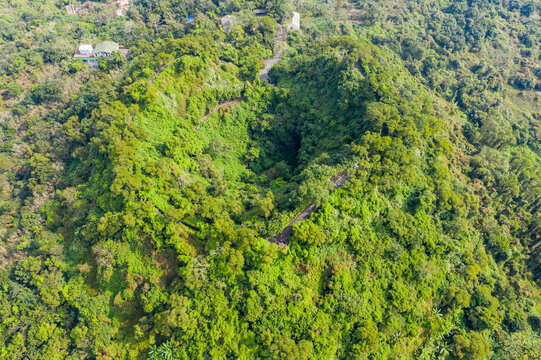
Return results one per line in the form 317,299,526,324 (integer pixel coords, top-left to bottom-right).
151,16,287,87
194,98,243,131
149,57,179,85
151,22,285,86
259,25,284,81
190,94,354,246
268,171,351,246
186,19,352,246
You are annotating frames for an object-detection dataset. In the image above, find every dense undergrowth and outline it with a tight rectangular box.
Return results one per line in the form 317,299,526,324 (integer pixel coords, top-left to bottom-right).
0,0,540,359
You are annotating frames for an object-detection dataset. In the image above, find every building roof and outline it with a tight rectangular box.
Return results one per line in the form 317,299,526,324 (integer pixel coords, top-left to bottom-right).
94,41,119,54
78,44,93,54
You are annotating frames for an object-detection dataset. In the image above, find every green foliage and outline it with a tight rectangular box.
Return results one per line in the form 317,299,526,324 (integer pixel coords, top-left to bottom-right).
291,220,325,246
451,331,490,360
148,341,178,360
30,82,62,104
0,0,540,359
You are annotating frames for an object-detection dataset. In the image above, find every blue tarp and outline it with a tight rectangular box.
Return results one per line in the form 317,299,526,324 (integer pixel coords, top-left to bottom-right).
186,16,193,23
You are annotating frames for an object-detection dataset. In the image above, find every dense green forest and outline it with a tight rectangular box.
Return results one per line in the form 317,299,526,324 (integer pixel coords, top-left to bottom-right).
0,0,540,359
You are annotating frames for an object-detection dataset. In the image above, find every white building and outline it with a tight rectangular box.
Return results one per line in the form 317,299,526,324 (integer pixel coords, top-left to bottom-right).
73,41,126,68
77,44,93,56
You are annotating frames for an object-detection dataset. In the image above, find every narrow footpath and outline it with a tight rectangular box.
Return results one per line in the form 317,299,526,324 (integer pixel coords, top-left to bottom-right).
151,22,284,86
193,23,286,130
258,25,284,81
149,57,179,85
194,98,243,131
186,20,348,246
268,171,351,245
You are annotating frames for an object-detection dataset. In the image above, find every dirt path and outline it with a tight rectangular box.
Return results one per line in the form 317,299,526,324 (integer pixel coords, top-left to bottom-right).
152,21,286,86
176,19,350,246
259,25,284,81
268,204,316,245
149,54,199,85
151,24,284,85
259,57,281,81
268,170,351,245
149,58,178,85
194,98,243,131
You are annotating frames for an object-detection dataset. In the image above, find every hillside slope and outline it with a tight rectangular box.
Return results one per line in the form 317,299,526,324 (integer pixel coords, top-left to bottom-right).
0,1,540,359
